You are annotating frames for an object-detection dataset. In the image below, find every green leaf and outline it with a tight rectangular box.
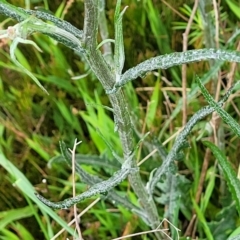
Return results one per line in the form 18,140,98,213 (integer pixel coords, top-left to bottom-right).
54,0,65,18
0,228,20,240
192,195,214,240
115,49,240,90
11,222,35,240
226,0,240,19
146,79,160,129
228,229,240,240
203,141,240,216
10,38,48,94
0,206,34,230
26,137,50,160
0,152,75,238
201,166,216,214
208,204,237,240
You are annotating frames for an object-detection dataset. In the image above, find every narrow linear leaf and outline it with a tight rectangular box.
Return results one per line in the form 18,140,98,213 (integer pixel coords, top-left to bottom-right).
35,163,137,209
10,38,48,94
146,79,160,128
107,49,240,93
196,77,240,138
159,40,240,138
36,141,141,211
226,0,240,19
192,195,214,240
0,152,75,237
114,0,127,82
203,141,240,216
24,9,83,39
96,39,115,50
0,206,34,229
148,80,239,193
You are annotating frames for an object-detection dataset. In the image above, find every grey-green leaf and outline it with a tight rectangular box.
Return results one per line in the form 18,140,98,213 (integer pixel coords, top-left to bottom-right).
114,0,127,82
196,76,240,138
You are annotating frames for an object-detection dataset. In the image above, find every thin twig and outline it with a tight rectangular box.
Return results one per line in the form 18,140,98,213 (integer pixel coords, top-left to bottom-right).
136,101,148,163
161,0,189,22
138,148,158,166
111,229,169,240
33,112,46,134
212,0,219,49
181,0,199,126
69,139,83,240
196,144,212,204
162,90,174,134
112,218,180,240
50,198,100,240
62,0,75,19
185,141,212,237
184,214,196,237
213,0,221,103
227,41,240,89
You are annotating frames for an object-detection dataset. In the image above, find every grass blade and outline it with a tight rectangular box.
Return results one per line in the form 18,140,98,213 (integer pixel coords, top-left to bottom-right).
0,206,34,229
203,141,240,216
0,152,75,237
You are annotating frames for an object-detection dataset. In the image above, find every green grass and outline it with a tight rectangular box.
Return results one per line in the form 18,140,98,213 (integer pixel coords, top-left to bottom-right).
1,0,240,239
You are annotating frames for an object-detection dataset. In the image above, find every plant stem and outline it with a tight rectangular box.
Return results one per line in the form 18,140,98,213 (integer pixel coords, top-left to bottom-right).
83,0,161,237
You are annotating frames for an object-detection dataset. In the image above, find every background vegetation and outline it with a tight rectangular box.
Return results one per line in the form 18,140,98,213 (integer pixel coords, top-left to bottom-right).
0,0,240,239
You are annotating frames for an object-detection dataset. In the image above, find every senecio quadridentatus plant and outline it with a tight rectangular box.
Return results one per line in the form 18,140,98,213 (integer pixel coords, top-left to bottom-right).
1,0,240,238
